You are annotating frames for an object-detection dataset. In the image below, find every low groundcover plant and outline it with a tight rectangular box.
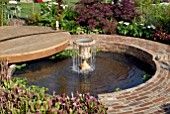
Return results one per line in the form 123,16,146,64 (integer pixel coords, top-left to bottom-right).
0,60,108,113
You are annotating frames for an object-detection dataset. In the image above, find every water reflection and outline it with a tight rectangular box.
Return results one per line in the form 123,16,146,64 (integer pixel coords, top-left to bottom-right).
14,52,155,97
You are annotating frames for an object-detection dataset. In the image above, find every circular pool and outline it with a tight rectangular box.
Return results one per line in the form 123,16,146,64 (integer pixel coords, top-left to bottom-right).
14,51,155,97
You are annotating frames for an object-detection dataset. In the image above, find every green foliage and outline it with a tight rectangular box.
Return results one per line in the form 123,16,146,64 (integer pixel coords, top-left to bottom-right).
26,12,42,25
59,8,80,34
114,87,121,92
39,3,57,28
142,74,152,82
18,2,41,19
137,1,170,34
16,63,27,70
0,0,8,26
49,50,72,60
0,60,108,113
26,2,58,29
117,21,155,38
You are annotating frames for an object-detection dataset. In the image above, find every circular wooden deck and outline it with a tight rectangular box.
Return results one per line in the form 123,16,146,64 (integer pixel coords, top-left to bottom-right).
0,26,70,63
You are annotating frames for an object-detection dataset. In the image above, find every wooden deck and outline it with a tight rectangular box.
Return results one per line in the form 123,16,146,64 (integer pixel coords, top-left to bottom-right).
0,26,70,63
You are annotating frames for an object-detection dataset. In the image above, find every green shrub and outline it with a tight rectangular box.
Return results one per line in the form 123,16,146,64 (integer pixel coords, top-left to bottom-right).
0,0,9,26
137,1,170,34
116,21,155,38
142,74,152,82
49,50,72,60
0,60,108,113
59,8,81,34
26,2,58,29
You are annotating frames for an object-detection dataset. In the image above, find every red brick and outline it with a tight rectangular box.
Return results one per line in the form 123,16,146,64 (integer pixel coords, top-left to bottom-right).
120,91,132,95
135,96,149,101
166,87,170,92
139,102,153,107
153,110,165,114
152,97,165,103
117,111,133,114
135,87,146,91
144,82,154,87
113,105,128,109
158,77,165,83
138,91,151,96
116,95,130,99
107,109,120,113
126,96,138,100
151,87,160,92
134,107,149,112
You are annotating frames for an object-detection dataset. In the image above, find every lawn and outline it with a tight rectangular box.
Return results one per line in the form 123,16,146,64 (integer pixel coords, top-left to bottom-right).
18,0,113,19
18,2,40,19
63,0,80,7
18,0,79,19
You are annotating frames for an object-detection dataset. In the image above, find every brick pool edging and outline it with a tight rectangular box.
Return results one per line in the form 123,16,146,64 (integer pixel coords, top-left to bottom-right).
71,34,170,114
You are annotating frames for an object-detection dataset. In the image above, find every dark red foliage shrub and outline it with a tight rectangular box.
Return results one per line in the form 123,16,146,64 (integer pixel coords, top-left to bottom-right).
153,30,170,44
113,0,137,21
75,0,116,34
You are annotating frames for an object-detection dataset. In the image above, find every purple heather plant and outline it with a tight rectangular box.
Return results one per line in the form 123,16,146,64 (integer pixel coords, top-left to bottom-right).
0,60,108,113
75,0,116,34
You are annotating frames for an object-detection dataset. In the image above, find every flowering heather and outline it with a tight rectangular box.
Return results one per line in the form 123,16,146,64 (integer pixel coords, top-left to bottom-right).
0,60,108,113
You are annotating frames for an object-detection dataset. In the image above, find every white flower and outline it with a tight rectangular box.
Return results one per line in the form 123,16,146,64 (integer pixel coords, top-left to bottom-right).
60,4,68,9
118,21,123,24
160,2,169,5
147,26,151,28
52,2,58,5
124,22,130,26
48,4,52,7
151,24,156,29
140,24,144,26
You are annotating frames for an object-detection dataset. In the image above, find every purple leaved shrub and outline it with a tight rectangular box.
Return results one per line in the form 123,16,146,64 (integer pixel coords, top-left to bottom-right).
75,0,117,34
113,0,138,22
153,30,170,44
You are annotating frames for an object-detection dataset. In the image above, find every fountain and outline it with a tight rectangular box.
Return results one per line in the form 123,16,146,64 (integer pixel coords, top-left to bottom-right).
13,38,155,97
72,38,96,74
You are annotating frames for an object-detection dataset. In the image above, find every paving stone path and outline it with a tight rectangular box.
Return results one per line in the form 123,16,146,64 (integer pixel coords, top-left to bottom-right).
0,26,70,63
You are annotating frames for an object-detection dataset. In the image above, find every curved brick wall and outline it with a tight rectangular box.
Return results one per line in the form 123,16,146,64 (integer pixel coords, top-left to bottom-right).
71,34,170,114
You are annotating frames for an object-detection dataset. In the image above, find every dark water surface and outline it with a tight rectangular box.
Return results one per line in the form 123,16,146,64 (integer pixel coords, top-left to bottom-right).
14,52,155,97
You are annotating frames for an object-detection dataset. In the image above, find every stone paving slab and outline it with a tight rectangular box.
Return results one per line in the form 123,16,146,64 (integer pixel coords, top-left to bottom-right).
72,34,170,114
0,26,56,42
0,26,70,63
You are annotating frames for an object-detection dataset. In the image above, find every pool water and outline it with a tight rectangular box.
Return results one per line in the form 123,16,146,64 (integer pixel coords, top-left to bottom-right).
14,52,155,97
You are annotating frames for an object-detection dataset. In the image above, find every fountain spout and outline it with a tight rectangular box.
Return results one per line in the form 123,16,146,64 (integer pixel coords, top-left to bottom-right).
72,38,96,74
